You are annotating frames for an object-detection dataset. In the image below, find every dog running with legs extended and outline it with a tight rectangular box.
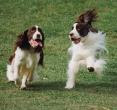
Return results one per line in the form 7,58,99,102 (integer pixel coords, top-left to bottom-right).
6,25,44,89
65,9,107,89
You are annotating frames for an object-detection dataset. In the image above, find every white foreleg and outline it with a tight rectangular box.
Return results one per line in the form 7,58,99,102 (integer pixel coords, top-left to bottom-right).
65,60,80,89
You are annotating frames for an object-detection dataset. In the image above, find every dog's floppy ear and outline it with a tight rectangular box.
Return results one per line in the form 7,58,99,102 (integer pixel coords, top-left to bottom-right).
17,29,28,40
38,50,44,66
77,9,97,25
38,27,45,47
16,29,30,49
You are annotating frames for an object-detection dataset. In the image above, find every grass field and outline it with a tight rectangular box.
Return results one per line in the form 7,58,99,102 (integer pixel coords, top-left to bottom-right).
0,0,117,110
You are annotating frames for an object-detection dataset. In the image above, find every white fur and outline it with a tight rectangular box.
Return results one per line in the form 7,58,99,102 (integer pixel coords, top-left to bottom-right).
65,30,107,89
7,47,40,89
33,25,42,40
69,23,80,38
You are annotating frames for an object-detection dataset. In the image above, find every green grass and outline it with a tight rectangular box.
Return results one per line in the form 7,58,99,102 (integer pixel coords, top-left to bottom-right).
0,0,117,110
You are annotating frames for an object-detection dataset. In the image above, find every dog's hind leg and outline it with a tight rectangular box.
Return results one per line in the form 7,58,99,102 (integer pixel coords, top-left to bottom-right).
94,59,106,77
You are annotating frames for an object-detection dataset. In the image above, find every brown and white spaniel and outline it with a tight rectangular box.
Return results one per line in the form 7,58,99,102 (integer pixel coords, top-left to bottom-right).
6,25,44,89
65,9,107,89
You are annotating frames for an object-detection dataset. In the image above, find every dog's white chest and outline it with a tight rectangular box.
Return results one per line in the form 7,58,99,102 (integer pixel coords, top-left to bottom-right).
70,44,95,60
78,46,92,57
15,47,40,69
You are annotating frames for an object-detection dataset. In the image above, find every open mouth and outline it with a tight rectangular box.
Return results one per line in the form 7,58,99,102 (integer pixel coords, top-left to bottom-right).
29,39,42,48
71,37,81,44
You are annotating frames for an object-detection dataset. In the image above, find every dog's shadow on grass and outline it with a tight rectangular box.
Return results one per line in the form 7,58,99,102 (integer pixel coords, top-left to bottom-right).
76,82,117,94
28,80,117,94
28,81,65,91
28,71,117,93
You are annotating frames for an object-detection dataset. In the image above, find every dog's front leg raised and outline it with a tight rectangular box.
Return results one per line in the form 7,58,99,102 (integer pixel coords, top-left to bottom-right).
86,56,95,72
65,60,80,89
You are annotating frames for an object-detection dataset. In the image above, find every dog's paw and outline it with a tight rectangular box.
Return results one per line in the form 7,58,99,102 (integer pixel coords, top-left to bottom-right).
65,86,73,89
20,85,27,90
88,67,94,72
65,83,74,89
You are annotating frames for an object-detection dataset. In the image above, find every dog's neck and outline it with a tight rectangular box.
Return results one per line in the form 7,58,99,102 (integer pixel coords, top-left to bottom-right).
80,31,99,46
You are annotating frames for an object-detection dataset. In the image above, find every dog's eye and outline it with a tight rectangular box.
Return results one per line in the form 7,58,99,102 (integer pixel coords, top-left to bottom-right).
76,25,80,31
71,26,74,30
30,27,36,33
77,28,80,31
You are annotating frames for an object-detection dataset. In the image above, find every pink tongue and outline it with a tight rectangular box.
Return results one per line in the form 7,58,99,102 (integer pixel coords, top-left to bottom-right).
29,39,42,48
74,38,81,44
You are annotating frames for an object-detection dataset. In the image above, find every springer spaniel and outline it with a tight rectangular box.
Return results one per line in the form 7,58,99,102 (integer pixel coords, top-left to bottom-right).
65,9,107,89
6,25,44,89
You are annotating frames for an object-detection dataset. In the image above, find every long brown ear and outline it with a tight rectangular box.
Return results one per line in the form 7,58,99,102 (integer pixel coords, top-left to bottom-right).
38,27,45,47
38,50,44,66
16,29,30,49
77,9,97,25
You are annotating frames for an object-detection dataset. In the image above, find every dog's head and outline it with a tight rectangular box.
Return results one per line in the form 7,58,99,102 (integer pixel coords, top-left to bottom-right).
16,25,44,50
27,25,44,48
69,9,98,44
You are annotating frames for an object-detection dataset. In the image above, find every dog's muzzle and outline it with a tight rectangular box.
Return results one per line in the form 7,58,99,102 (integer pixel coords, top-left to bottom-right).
29,39,42,48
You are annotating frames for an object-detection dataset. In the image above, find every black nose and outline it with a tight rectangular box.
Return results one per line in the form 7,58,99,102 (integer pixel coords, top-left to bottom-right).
37,34,40,38
69,33,74,37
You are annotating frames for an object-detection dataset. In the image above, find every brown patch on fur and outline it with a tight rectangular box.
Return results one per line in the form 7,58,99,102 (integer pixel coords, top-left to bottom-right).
76,23,90,37
16,29,30,50
38,50,44,66
75,9,98,36
77,9,97,25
